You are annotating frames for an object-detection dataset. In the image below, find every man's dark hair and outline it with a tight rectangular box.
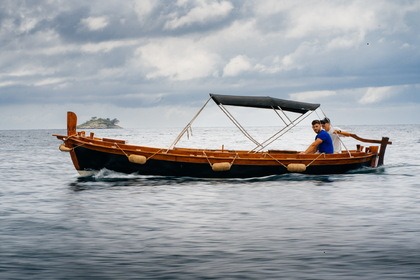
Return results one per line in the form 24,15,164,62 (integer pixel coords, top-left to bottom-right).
320,117,330,124
312,120,321,125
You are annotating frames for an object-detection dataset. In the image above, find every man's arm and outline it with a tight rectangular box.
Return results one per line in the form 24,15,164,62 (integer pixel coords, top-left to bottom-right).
301,138,323,154
334,129,351,137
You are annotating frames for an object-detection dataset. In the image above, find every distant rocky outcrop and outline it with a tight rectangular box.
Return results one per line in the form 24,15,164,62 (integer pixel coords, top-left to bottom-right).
77,117,122,129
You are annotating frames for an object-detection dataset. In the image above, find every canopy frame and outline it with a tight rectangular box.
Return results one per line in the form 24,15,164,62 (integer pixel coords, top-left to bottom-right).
168,93,320,151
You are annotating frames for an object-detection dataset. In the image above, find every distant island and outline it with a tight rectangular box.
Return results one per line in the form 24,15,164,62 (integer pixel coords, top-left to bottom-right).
77,117,122,129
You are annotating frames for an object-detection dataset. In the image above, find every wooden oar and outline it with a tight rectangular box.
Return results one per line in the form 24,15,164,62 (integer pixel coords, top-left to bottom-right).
348,134,392,145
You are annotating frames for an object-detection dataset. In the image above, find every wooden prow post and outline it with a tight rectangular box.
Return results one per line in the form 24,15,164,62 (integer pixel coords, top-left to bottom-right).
378,137,390,166
67,111,77,136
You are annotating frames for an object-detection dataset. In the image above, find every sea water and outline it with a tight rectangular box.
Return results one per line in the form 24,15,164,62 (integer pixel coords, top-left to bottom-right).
0,125,419,279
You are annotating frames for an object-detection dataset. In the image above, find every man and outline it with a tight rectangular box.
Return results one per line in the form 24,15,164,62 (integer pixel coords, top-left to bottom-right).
301,120,333,154
321,117,350,153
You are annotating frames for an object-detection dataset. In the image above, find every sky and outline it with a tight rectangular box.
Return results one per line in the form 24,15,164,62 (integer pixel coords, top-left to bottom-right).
0,0,419,129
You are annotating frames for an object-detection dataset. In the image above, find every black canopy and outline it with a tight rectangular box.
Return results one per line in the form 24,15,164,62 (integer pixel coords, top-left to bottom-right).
210,94,320,114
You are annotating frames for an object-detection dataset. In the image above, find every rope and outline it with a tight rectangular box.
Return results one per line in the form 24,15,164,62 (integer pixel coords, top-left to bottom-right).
263,152,326,169
202,151,238,167
61,143,85,151
115,142,162,161
306,153,325,167
146,149,164,161
64,134,76,140
230,153,239,165
115,143,129,157
202,151,212,166
62,134,89,150
201,149,325,171
73,143,86,150
264,153,287,168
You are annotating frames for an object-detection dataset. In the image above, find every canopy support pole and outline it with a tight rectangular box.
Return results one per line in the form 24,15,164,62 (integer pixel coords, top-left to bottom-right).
274,106,293,125
273,107,289,126
218,104,263,148
252,109,314,152
167,97,212,151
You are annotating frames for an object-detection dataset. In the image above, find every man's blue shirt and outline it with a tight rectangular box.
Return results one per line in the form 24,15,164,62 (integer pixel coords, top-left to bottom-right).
315,130,334,154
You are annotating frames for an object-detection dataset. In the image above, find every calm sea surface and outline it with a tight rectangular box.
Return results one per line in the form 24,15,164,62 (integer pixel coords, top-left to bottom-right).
1,125,419,279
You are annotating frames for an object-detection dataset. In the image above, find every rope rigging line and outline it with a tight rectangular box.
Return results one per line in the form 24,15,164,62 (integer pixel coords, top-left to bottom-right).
202,151,239,167
264,153,287,168
62,135,86,150
115,142,163,161
264,152,326,171
306,153,326,167
114,143,129,157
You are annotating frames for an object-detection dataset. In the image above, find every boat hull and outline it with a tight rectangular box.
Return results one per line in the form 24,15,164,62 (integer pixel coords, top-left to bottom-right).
71,145,372,178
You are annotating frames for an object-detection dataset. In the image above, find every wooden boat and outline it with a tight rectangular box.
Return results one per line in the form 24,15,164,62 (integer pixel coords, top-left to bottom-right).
53,94,392,178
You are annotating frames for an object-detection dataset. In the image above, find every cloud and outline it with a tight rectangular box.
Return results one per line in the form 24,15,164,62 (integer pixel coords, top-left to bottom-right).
201,19,259,54
80,16,109,31
285,2,377,40
359,87,393,105
289,91,336,102
135,38,219,81
5,66,55,78
34,77,68,87
0,1,419,129
80,39,139,53
164,0,234,30
0,81,16,87
133,0,156,20
223,55,252,77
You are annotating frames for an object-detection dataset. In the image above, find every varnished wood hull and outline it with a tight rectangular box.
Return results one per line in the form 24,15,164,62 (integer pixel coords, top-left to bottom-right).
55,134,377,178
72,146,371,178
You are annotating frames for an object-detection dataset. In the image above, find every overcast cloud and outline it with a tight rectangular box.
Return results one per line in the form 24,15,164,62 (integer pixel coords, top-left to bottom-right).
0,0,419,129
